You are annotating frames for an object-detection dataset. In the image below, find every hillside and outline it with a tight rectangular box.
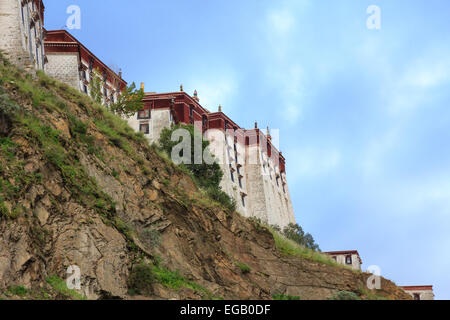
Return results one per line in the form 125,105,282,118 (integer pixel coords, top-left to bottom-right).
0,53,411,300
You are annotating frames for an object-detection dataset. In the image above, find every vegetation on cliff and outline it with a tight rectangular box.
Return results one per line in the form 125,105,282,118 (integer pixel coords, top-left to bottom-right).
0,52,411,300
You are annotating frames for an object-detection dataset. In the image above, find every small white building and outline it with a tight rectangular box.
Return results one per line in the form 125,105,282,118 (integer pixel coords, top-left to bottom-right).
324,250,363,271
400,286,435,300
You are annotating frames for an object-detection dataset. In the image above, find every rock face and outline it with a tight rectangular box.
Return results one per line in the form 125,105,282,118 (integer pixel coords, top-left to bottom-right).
0,54,412,300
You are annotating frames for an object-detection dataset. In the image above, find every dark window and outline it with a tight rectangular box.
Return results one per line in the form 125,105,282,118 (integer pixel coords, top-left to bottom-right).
230,165,234,182
21,5,24,25
89,57,94,71
276,176,280,187
414,294,421,301
83,85,88,94
241,195,246,207
111,95,115,103
238,177,243,189
225,120,229,131
35,46,39,66
139,123,149,134
81,70,86,80
138,109,150,119
202,115,207,128
345,255,352,265
103,87,108,97
332,256,337,261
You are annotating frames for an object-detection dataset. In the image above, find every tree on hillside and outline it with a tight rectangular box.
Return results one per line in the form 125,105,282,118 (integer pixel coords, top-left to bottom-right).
283,223,320,251
110,82,144,117
158,124,235,212
88,69,103,104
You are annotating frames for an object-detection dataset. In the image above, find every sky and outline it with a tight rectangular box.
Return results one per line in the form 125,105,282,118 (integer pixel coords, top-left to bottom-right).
44,0,450,299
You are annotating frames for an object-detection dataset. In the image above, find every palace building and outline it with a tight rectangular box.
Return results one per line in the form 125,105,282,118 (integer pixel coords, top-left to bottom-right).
44,30,127,104
126,87,296,228
0,0,46,71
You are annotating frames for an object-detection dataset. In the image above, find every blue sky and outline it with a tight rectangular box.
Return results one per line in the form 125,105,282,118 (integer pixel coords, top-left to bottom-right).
44,0,450,299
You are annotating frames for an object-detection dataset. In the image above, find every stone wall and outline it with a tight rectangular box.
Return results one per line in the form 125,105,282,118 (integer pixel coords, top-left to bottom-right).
0,0,44,71
45,53,80,90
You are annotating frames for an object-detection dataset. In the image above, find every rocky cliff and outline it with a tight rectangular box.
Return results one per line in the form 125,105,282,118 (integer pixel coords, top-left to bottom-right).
0,54,411,300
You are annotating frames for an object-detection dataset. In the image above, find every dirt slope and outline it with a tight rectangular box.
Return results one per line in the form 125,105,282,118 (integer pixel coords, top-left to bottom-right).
0,54,411,300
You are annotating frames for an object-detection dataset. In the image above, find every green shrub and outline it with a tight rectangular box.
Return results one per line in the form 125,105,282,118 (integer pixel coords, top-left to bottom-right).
128,263,155,296
329,290,361,300
236,262,251,274
7,285,28,297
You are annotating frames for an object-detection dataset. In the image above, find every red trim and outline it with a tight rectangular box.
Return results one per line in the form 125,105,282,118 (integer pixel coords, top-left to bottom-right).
44,29,127,90
400,286,433,291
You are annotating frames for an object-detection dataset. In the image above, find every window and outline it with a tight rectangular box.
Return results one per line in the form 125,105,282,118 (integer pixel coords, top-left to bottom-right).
81,70,87,80
345,255,352,265
241,195,246,207
83,85,88,94
332,256,337,261
413,294,421,301
21,5,25,25
103,87,108,97
89,58,94,71
138,109,150,119
202,115,207,129
35,46,39,67
139,123,149,134
225,120,229,131
238,176,243,189
230,165,235,182
276,176,280,187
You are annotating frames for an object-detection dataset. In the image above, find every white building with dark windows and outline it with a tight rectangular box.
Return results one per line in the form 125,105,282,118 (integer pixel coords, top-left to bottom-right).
324,250,363,271
400,286,435,300
43,30,126,104
0,0,46,71
126,88,297,228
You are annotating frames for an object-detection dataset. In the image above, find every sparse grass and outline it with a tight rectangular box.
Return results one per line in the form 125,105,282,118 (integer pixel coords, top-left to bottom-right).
46,275,86,300
328,290,361,300
272,294,301,300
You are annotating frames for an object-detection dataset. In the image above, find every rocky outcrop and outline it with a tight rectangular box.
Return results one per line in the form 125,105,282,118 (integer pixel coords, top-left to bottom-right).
0,53,411,300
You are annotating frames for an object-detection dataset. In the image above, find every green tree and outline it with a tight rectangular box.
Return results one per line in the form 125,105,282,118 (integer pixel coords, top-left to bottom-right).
282,223,320,251
88,68,103,104
110,82,144,117
158,124,235,212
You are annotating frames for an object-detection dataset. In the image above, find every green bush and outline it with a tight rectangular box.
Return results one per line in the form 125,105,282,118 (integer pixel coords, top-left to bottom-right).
7,285,28,297
235,262,251,274
329,290,361,300
128,263,155,296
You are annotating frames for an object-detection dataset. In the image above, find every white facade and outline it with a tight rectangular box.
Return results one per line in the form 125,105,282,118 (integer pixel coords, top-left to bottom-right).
0,0,45,70
325,251,362,271
401,286,435,300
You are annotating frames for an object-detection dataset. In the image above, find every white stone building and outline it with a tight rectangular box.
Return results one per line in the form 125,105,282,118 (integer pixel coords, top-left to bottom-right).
43,30,126,104
0,0,46,71
324,250,363,271
126,88,296,228
400,286,435,300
